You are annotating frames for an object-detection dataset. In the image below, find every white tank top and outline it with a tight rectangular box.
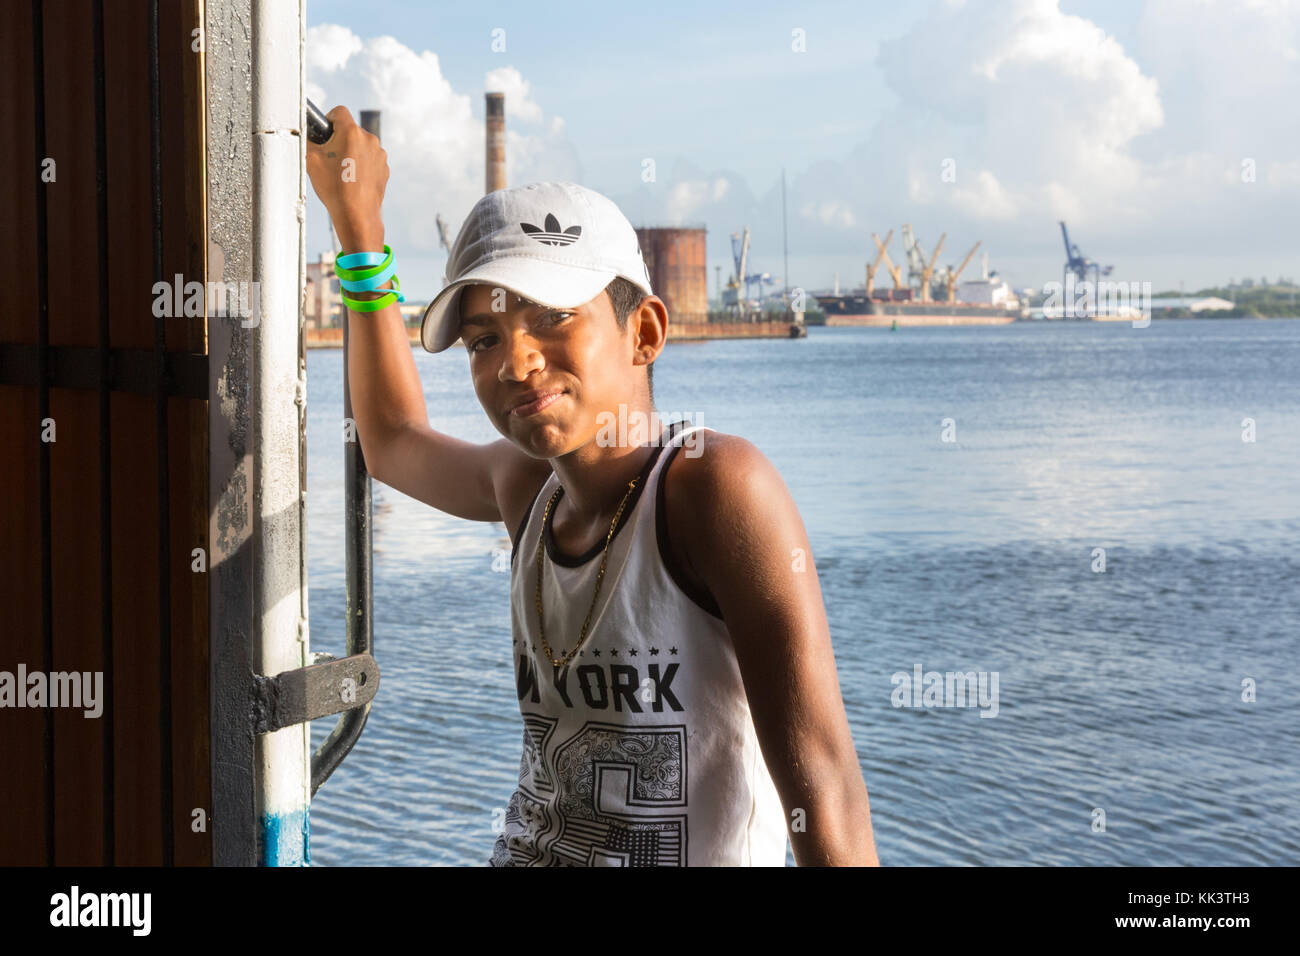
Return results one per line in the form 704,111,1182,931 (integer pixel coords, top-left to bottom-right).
492,420,789,866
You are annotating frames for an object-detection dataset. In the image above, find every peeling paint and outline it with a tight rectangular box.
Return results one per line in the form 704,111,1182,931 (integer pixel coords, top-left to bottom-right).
260,808,309,867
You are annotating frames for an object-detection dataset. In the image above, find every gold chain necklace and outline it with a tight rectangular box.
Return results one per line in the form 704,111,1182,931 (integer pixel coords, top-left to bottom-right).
534,476,640,670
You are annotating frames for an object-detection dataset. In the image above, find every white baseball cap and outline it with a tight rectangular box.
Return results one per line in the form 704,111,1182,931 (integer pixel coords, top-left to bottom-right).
419,181,654,353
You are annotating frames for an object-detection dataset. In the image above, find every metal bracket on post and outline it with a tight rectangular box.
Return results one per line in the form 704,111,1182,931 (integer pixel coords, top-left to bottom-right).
252,654,380,736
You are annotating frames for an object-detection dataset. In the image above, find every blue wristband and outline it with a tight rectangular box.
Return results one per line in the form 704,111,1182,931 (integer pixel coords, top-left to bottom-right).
336,249,388,269
339,258,397,292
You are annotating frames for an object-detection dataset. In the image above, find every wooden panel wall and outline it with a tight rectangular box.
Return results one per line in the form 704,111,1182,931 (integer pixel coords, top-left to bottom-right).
0,0,210,866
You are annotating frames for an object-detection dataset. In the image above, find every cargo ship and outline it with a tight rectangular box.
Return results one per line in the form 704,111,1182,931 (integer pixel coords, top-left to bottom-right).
811,226,1025,326
811,286,1024,327
813,278,1024,327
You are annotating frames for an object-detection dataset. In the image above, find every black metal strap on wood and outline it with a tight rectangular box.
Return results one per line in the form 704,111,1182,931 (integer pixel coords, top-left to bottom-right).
0,343,208,399
251,653,380,736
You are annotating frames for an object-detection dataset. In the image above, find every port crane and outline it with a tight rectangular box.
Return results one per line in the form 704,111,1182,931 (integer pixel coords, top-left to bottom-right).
1059,221,1111,289
722,229,750,316
724,227,779,316
902,224,925,289
941,241,982,303
920,235,945,303
435,213,453,253
747,269,779,299
866,230,900,294
902,224,946,302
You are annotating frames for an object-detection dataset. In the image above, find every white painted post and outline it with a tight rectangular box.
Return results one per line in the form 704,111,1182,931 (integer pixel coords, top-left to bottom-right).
250,0,310,866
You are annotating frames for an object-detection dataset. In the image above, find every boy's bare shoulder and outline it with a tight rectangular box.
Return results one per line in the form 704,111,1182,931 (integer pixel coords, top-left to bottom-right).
663,429,807,614
668,429,770,485
664,429,781,531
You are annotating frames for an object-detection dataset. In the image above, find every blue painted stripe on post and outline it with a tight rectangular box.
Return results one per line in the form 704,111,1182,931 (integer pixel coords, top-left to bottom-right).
261,808,310,866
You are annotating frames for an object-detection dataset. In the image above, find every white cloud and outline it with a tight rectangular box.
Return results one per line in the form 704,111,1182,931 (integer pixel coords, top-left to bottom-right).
801,199,857,230
663,177,732,223
870,0,1162,225
743,0,1300,286
948,170,1018,221
1137,0,1300,158
484,66,545,124
306,23,362,75
304,25,578,295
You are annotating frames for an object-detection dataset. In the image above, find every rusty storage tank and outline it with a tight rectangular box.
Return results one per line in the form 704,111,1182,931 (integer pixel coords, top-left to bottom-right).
634,227,707,324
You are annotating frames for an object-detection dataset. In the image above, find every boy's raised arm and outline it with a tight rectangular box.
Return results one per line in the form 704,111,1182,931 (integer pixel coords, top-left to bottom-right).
304,105,515,523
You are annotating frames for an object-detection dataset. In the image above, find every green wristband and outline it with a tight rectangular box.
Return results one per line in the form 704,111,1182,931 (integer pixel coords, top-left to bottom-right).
334,244,394,282
342,274,402,312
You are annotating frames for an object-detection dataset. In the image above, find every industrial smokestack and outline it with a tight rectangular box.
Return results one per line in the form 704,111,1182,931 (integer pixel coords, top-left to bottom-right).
360,109,381,142
485,92,505,194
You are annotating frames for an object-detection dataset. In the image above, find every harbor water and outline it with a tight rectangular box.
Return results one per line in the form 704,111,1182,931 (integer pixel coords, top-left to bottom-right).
307,318,1300,866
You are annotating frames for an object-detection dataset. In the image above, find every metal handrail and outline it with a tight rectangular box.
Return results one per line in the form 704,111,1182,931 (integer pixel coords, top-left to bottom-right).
305,100,377,797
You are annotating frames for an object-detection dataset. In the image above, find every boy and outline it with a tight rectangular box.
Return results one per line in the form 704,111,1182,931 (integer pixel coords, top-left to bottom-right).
307,106,879,866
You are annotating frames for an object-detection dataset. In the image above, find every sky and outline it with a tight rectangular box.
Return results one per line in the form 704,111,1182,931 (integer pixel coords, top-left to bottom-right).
304,0,1300,302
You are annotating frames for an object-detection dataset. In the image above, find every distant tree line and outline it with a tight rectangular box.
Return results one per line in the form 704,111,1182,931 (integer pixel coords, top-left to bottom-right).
1151,283,1300,318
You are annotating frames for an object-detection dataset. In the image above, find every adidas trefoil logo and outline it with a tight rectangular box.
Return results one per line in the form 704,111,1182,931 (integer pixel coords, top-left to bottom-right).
520,213,582,247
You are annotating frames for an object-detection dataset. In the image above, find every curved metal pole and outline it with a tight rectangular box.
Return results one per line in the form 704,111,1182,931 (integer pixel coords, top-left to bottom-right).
308,104,378,797
309,284,374,795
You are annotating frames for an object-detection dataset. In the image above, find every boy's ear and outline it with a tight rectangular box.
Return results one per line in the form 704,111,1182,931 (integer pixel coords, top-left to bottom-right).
633,294,668,357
